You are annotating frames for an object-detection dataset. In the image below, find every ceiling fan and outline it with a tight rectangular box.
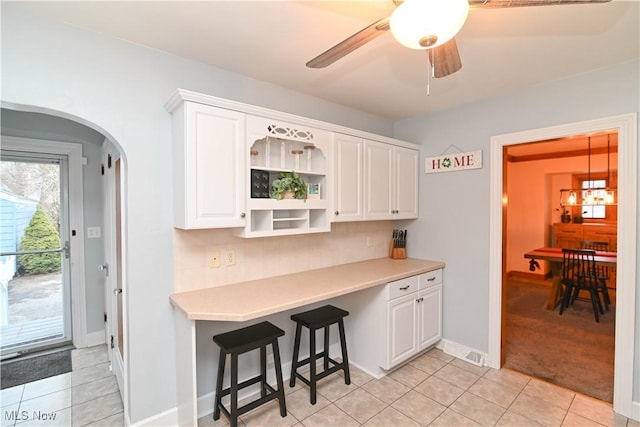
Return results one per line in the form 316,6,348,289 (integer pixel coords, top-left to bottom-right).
306,0,612,78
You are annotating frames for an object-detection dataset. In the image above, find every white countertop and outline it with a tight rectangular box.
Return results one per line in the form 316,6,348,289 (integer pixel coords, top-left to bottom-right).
170,257,445,321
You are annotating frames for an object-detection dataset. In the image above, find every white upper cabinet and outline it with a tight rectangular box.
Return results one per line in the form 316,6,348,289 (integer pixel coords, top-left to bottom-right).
234,115,332,238
364,140,419,220
166,89,419,234
364,140,394,220
394,145,419,219
168,100,246,229
333,133,363,222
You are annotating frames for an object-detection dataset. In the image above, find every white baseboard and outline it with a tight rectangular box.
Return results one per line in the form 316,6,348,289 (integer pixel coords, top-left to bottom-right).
129,407,177,427
84,331,105,348
631,400,640,422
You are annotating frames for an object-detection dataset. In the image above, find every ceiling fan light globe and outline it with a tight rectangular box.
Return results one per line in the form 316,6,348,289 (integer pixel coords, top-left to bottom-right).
390,0,469,50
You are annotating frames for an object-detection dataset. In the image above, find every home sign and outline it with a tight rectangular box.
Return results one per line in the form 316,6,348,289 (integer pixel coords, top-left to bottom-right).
425,150,482,174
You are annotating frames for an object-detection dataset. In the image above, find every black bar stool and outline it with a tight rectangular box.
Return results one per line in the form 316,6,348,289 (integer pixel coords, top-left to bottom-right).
212,321,287,427
289,305,350,404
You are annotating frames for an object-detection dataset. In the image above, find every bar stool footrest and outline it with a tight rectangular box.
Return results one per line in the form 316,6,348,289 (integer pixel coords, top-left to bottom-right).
294,355,345,386
216,379,281,420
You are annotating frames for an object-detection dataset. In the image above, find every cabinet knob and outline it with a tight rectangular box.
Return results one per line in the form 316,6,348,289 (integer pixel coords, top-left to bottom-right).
335,211,339,216
240,212,246,218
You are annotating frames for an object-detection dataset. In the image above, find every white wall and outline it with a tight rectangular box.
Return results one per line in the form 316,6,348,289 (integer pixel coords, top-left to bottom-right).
394,59,639,401
0,5,396,423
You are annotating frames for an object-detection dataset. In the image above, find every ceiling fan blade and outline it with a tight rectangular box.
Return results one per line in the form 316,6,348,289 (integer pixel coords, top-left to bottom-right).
429,37,462,78
468,0,611,8
306,17,390,69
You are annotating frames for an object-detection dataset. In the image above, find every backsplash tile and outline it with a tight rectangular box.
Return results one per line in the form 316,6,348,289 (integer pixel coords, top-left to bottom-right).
174,222,395,292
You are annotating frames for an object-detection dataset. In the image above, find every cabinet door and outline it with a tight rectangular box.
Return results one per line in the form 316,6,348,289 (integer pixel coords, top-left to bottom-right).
364,140,393,220
553,224,581,249
386,294,418,368
582,225,617,251
176,103,245,229
333,134,363,222
417,285,442,351
394,147,419,219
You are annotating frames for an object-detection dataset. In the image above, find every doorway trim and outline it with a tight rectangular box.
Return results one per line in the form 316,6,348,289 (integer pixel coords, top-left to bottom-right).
487,113,637,418
0,136,88,348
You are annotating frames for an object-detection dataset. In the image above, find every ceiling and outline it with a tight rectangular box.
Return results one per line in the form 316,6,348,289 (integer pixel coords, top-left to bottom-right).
506,131,618,161
10,1,639,120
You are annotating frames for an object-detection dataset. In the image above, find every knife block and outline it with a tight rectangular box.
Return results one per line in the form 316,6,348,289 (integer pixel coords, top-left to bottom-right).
389,240,407,259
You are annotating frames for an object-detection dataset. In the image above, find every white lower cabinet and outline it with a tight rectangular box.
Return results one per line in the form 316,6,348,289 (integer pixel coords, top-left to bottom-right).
383,269,442,370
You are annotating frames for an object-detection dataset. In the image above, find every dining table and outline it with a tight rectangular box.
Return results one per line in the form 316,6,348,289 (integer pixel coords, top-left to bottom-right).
523,247,618,310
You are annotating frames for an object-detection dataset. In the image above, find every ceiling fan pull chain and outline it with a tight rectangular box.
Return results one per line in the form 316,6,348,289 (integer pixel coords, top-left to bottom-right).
425,50,432,96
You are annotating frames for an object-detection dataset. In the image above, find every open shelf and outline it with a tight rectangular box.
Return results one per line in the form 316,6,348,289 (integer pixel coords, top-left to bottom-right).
250,136,326,174
236,124,331,238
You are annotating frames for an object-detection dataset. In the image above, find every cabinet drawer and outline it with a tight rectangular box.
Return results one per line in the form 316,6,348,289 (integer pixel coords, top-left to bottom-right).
554,226,581,236
420,270,442,289
386,276,419,301
583,226,616,239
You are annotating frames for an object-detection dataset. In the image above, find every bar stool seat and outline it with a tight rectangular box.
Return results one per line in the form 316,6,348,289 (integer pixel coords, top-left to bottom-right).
213,321,287,427
289,305,350,404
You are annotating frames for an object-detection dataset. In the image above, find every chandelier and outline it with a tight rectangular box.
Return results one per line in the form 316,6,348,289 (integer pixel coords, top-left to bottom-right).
560,134,616,207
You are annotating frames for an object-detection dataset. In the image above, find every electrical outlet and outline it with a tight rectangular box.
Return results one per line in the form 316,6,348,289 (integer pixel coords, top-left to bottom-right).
209,252,220,268
224,250,236,266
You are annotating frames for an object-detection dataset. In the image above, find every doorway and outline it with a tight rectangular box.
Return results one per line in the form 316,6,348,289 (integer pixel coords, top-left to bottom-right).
0,152,72,357
487,114,637,418
501,133,617,402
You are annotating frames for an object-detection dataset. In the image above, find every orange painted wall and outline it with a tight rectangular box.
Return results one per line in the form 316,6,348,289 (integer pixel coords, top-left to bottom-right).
506,152,617,276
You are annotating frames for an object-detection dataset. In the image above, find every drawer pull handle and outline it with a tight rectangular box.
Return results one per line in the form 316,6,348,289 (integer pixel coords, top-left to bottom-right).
399,285,410,291
427,276,436,281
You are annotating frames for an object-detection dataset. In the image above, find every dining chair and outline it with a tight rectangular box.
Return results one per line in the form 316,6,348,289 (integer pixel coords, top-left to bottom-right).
559,248,604,322
580,240,612,311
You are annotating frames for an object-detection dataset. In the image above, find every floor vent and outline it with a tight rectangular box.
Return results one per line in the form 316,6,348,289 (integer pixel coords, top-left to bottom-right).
443,341,486,367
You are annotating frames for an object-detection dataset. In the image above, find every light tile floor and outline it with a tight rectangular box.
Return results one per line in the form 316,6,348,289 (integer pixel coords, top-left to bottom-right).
0,345,124,426
199,348,640,427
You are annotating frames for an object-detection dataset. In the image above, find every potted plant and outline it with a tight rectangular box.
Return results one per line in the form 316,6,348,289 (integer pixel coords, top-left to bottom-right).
573,210,587,224
269,171,307,200
556,207,571,223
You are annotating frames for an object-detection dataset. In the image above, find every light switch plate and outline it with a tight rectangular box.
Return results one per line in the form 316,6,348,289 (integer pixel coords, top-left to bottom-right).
87,227,101,238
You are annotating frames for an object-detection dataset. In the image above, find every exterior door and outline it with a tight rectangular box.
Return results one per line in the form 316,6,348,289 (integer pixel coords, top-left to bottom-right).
102,144,125,399
0,151,72,357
